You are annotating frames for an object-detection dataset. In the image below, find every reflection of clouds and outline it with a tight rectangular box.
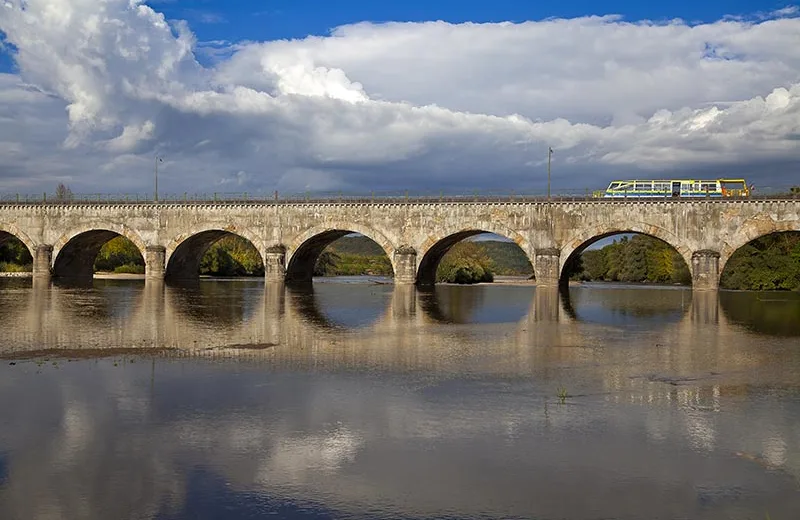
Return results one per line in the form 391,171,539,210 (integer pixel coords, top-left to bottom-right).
56,401,93,466
763,436,787,467
684,409,717,453
2,283,800,517
261,428,363,480
0,368,186,520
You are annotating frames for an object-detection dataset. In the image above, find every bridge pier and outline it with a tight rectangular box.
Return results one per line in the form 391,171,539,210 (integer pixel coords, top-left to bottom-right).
394,245,417,285
264,245,287,283
534,248,561,287
145,245,166,281
692,250,720,291
32,244,52,280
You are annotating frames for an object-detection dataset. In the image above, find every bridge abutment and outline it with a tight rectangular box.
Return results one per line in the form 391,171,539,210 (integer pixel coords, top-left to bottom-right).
145,246,166,281
692,249,720,291
534,248,561,287
33,244,53,280
265,245,287,283
394,246,417,285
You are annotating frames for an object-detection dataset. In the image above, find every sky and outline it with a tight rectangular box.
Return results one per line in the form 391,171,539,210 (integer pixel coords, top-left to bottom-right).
0,0,798,197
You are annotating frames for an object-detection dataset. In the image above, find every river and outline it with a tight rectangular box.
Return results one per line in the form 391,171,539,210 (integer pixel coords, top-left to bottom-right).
0,277,798,519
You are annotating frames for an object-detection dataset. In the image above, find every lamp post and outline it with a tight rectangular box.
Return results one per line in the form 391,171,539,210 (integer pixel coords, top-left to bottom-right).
547,146,553,200
154,155,163,202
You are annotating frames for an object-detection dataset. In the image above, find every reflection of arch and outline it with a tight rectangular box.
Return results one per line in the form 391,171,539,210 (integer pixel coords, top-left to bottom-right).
53,225,147,280
165,280,264,327
560,222,691,284
563,284,691,328
0,223,36,258
418,284,535,324
719,219,800,274
165,228,264,281
286,282,392,330
416,225,532,285
285,223,396,283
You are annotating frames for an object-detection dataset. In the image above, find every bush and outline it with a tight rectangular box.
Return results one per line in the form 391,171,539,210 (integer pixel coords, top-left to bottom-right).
95,236,144,272
113,263,145,274
0,262,32,273
437,242,495,284
200,236,264,276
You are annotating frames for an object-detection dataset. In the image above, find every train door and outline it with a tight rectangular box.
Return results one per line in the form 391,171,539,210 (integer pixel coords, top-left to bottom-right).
671,181,681,197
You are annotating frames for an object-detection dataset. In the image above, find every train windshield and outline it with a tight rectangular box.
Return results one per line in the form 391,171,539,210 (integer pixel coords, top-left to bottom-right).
720,180,746,191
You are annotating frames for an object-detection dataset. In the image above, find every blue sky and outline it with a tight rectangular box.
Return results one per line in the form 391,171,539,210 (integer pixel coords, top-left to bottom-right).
0,0,798,195
2,0,789,72
146,0,791,42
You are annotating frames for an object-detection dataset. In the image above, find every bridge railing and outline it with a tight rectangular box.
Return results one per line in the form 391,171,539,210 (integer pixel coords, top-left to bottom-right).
1,187,799,205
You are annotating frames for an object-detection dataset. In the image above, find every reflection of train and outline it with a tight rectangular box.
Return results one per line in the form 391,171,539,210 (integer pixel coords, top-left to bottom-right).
594,179,750,198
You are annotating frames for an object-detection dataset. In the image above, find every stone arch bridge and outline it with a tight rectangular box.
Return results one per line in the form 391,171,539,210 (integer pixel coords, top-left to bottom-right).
1,198,798,290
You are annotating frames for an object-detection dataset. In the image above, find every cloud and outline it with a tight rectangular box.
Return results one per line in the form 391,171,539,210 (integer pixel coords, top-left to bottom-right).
0,0,799,195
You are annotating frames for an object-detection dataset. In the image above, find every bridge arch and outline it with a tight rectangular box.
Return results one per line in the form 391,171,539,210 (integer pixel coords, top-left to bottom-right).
52,224,147,280
0,223,36,261
285,223,396,283
719,217,800,275
165,226,264,281
415,223,532,285
560,222,692,285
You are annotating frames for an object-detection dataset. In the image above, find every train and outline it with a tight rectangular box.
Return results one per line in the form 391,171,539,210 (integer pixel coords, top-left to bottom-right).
594,178,750,198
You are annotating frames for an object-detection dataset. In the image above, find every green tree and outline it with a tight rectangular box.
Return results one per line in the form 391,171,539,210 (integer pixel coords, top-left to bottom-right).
200,236,264,276
0,236,33,272
94,236,144,273
721,232,800,290
581,249,607,280
573,234,690,285
314,250,342,276
437,241,494,284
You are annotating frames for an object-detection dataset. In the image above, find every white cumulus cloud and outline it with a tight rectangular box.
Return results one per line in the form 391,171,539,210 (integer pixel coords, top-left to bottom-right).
0,0,799,196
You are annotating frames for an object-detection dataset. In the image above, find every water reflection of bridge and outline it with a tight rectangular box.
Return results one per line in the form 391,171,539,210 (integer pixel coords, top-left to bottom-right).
2,280,757,374
2,281,799,520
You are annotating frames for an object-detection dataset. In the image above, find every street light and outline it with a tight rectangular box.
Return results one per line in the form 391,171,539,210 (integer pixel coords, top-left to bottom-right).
547,146,553,200
154,155,163,202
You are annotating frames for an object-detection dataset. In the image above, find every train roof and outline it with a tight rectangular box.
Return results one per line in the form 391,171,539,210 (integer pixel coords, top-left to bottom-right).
606,178,748,183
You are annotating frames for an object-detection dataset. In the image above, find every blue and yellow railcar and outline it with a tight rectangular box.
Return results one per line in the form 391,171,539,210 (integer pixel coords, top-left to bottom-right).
595,179,750,198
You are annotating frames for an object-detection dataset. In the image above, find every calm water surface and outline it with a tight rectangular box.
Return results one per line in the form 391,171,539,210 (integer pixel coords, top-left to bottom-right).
0,277,799,519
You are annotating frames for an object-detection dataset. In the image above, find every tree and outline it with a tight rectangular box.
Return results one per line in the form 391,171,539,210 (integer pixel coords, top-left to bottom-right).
94,236,144,272
573,234,690,285
55,183,73,201
437,241,494,284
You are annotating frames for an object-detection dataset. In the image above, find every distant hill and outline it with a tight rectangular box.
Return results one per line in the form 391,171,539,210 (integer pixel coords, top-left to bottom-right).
476,241,533,276
327,235,385,255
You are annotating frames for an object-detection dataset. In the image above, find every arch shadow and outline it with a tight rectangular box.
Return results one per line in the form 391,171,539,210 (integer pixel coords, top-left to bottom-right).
0,229,33,271
53,229,146,281
0,223,36,259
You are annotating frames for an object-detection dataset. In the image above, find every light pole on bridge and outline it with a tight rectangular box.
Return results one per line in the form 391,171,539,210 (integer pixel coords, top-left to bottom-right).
547,146,553,200
154,155,163,202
